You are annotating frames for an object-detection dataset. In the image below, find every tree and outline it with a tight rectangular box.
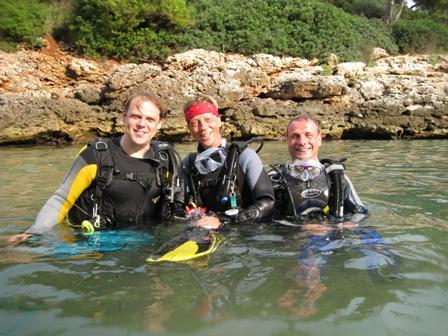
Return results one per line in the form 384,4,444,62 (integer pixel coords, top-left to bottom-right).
383,0,406,26
412,0,448,11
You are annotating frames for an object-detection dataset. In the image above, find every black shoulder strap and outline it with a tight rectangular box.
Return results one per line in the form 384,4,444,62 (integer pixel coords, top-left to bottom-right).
151,140,172,162
152,140,182,204
216,143,241,205
186,152,202,206
89,138,115,200
187,152,197,169
269,164,301,223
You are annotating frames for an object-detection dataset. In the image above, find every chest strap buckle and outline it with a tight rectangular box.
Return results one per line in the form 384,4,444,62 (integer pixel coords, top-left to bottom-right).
125,172,138,181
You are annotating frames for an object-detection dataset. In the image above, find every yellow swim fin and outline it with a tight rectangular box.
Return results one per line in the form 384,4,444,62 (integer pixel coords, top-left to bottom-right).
147,227,220,263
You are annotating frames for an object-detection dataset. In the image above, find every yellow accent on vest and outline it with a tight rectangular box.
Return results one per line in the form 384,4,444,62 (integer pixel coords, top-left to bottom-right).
57,164,97,223
76,145,88,158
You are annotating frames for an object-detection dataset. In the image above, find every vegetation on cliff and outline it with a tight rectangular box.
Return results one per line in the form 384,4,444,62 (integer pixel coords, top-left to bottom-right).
0,0,447,62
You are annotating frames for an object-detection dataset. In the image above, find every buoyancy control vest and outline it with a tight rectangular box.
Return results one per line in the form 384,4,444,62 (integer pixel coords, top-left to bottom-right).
269,158,346,222
68,138,181,230
184,139,264,213
281,167,330,216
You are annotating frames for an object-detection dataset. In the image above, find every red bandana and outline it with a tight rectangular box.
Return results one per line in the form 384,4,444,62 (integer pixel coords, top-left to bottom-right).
185,102,219,123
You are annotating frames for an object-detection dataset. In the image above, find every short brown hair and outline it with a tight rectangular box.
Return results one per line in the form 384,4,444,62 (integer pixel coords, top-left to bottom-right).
287,115,320,136
123,92,165,119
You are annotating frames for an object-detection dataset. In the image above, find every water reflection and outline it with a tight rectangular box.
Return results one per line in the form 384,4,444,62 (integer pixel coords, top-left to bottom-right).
0,140,447,335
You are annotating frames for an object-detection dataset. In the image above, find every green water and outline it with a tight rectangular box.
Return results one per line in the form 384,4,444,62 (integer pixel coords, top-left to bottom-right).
0,140,447,336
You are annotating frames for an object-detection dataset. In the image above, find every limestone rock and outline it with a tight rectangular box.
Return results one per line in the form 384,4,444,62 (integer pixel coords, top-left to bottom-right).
327,53,339,67
370,48,389,61
335,62,366,79
0,48,447,144
266,70,347,100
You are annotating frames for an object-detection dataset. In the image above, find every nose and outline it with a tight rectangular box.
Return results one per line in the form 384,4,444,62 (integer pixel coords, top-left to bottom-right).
137,117,147,127
297,135,307,145
198,119,207,129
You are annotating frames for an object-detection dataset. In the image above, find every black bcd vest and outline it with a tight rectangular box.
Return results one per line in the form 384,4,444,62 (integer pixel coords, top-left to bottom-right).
68,138,179,229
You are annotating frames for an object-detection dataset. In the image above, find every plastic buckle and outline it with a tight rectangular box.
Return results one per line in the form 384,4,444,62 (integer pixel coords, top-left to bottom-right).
126,172,138,181
95,141,108,151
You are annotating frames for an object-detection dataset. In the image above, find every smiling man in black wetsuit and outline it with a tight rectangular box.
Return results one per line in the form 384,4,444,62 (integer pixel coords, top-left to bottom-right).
270,115,367,222
8,91,182,244
180,94,274,230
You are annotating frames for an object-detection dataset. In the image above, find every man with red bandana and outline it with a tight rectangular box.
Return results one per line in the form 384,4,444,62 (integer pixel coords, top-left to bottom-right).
8,92,183,244
180,94,275,229
270,115,368,221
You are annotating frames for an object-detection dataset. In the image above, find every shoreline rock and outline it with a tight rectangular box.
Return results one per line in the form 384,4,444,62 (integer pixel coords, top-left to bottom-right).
0,47,447,145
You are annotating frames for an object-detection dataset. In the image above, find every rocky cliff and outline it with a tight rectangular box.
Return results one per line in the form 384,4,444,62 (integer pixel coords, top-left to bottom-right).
0,43,447,145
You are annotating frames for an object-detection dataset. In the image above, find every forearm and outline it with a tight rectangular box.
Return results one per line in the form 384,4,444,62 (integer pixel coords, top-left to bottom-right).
26,193,65,234
27,153,96,234
252,197,275,219
343,175,368,215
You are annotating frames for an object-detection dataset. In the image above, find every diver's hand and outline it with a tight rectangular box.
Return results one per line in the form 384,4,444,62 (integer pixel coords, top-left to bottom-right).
234,205,260,224
194,215,222,230
233,198,273,224
7,233,31,246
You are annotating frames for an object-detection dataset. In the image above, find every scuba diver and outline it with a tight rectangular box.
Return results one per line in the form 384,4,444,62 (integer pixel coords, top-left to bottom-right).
180,94,275,230
269,115,368,222
273,115,398,316
8,91,183,245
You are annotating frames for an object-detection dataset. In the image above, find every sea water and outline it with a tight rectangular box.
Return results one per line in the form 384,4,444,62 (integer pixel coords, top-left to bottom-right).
0,140,447,336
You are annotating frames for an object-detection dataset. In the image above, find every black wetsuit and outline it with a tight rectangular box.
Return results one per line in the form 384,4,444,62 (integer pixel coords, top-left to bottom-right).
180,141,275,223
270,162,368,221
26,137,181,234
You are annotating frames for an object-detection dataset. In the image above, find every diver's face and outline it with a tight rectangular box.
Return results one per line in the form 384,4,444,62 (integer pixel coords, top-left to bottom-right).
287,119,322,161
188,113,222,149
123,100,161,148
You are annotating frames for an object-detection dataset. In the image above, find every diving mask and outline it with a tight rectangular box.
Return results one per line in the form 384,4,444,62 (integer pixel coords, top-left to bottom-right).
194,147,227,175
286,159,323,181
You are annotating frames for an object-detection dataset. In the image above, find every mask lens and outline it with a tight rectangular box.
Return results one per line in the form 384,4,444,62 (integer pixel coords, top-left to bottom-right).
288,160,323,181
195,160,209,175
307,166,322,178
194,148,227,175
291,165,306,177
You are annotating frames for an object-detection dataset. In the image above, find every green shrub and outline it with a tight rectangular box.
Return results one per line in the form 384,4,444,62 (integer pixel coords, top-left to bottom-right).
351,0,385,18
180,0,398,61
328,0,387,19
0,40,18,52
67,0,191,61
392,18,448,53
322,64,333,76
5,0,429,63
45,0,73,38
352,17,399,61
0,0,47,49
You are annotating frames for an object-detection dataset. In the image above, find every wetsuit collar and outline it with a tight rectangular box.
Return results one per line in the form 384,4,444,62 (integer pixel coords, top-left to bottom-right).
115,136,159,164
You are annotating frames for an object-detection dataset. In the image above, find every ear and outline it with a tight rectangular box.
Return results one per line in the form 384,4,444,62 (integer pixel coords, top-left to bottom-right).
156,120,163,130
